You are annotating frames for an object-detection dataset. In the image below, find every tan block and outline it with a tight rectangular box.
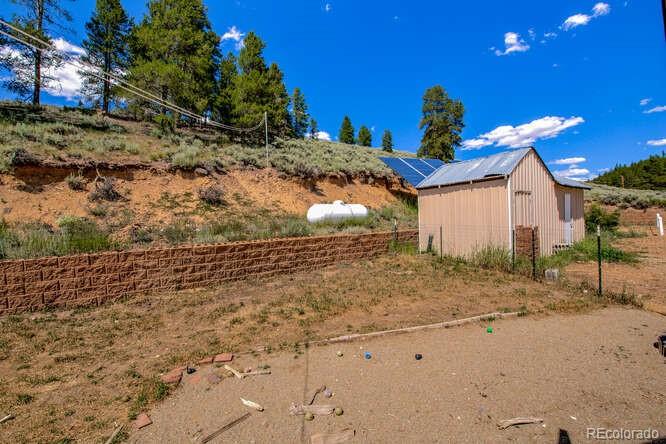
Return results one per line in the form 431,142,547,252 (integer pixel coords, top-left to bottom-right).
7,293,43,309
25,280,59,294
0,283,24,297
0,260,25,274
90,274,119,286
23,257,58,271
41,267,75,280
59,277,90,290
88,252,118,266
135,279,161,291
118,250,147,262
44,290,77,307
57,255,89,268
105,262,134,274
107,281,134,295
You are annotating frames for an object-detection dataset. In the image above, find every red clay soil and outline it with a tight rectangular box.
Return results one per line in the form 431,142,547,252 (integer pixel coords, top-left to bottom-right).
131,307,666,443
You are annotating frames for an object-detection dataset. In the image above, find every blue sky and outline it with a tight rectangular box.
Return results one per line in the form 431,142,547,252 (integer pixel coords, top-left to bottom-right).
1,0,665,180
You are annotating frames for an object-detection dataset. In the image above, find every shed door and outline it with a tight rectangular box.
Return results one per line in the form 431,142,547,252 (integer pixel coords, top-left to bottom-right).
514,191,533,227
564,193,572,244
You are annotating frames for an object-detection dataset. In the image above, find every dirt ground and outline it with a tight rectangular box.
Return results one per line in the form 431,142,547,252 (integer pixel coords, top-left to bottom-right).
0,253,603,443
0,167,404,226
565,230,666,313
132,307,666,443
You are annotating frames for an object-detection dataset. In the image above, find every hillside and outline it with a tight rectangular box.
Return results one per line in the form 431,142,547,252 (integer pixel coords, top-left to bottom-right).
592,153,666,190
0,104,417,259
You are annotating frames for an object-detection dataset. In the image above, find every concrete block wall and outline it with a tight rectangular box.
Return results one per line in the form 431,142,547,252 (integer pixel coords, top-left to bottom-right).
0,230,418,315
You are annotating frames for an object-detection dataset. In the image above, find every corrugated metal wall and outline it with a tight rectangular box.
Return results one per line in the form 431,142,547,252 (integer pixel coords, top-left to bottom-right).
510,150,585,255
418,179,510,256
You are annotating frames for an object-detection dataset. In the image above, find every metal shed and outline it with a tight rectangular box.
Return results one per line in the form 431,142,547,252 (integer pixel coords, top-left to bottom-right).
415,147,591,257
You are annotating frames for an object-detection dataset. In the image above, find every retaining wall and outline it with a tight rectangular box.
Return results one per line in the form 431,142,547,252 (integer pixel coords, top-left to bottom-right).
0,230,418,315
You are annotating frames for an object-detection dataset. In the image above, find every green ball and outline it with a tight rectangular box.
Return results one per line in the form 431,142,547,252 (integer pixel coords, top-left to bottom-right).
334,407,343,416
487,326,493,333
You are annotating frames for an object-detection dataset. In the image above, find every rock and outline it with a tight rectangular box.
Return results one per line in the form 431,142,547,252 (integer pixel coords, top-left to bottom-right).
194,167,209,176
160,368,183,385
544,268,560,282
134,413,152,429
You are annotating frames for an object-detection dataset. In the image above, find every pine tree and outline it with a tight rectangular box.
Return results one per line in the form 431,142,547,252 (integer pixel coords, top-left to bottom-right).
79,0,131,113
309,118,319,140
0,0,73,105
291,88,309,138
212,51,237,122
231,32,293,142
358,126,372,147
382,129,393,152
127,0,220,117
417,85,464,161
338,116,355,144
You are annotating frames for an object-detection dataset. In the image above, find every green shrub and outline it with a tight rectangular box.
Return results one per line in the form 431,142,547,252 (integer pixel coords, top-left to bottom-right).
65,173,86,191
161,218,196,244
89,178,122,202
469,246,512,272
198,185,225,206
585,204,620,233
171,143,205,169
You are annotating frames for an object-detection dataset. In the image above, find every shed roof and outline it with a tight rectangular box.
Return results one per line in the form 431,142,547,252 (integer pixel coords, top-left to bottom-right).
416,147,591,190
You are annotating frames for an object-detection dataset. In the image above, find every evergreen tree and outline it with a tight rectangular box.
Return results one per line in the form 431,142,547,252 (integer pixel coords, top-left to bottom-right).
338,116,355,144
291,87,309,138
417,85,464,161
79,0,132,113
212,51,237,122
309,118,319,140
0,0,73,105
231,32,292,141
127,0,220,117
381,129,393,152
358,125,372,147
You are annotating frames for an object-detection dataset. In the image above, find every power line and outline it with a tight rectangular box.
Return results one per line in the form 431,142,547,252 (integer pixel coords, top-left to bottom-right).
0,19,266,133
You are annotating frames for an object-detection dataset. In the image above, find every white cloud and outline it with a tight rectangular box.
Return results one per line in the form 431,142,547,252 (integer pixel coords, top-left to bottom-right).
554,166,591,179
562,13,591,30
52,38,86,56
462,116,585,150
221,25,245,51
393,15,399,21
494,32,530,56
551,157,586,165
562,2,610,31
528,28,536,40
598,167,610,173
1,38,86,101
324,3,332,12
592,2,611,17
552,63,560,68
644,105,666,114
543,31,558,39
317,131,332,141
647,138,666,146
639,98,652,106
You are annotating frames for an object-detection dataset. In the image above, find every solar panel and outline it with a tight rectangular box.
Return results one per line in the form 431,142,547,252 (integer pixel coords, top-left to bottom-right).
379,157,445,187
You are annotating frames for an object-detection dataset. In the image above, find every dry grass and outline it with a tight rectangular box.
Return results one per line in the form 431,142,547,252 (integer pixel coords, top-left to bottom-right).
0,252,607,443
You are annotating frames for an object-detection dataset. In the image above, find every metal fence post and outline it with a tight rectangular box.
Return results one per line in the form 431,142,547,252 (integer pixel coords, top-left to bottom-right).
531,227,536,280
392,218,398,242
597,224,602,295
439,225,443,259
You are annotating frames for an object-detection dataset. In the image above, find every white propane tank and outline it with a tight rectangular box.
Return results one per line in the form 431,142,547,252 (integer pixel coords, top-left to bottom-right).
307,200,368,223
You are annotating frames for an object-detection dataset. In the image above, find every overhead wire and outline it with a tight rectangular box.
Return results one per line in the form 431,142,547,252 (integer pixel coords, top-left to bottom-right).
0,18,266,133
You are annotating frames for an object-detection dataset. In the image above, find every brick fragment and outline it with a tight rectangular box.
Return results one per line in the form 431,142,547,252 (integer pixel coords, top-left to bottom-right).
134,413,152,429
213,353,233,363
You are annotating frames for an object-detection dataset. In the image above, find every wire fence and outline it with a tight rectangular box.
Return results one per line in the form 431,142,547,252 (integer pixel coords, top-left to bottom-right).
411,221,658,296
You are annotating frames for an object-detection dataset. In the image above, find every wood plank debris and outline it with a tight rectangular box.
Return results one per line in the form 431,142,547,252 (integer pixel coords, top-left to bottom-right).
497,417,544,429
200,412,251,443
240,398,264,411
289,403,336,416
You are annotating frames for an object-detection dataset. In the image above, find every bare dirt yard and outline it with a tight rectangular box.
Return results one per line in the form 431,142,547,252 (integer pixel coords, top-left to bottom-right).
565,230,666,314
133,307,665,444
0,252,614,443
